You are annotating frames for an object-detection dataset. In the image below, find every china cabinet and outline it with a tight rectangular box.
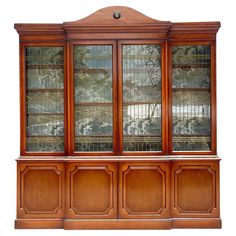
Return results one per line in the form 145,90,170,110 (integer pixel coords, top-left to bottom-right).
14,6,221,229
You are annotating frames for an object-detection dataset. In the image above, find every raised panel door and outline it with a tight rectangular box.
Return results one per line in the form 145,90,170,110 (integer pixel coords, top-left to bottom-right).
66,162,117,218
118,162,170,218
17,162,65,219
171,160,220,218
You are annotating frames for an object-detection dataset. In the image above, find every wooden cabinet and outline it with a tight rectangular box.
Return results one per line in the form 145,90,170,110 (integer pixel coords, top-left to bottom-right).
14,6,221,229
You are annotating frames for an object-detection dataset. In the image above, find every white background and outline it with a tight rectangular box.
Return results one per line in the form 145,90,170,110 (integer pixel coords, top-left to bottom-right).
0,0,235,235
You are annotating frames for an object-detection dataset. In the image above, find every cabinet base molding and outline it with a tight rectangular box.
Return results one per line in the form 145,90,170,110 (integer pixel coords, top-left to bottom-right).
15,218,222,229
171,218,222,229
15,219,64,229
64,219,171,230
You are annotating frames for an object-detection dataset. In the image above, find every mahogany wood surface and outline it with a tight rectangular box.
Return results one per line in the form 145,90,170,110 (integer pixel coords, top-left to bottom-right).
66,162,117,218
16,159,221,229
17,162,65,219
15,218,221,229
15,7,220,156
118,162,170,218
64,219,172,229
15,6,221,229
15,219,64,229
171,160,220,218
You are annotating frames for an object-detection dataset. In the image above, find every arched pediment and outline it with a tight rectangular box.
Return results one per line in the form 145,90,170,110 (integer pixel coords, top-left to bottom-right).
63,6,171,33
14,6,220,39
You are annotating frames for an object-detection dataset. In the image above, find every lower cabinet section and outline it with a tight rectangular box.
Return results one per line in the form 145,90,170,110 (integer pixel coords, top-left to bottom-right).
15,158,221,229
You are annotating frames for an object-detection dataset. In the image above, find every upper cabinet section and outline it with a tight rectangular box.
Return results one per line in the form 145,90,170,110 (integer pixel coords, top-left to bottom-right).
14,6,220,41
15,6,220,156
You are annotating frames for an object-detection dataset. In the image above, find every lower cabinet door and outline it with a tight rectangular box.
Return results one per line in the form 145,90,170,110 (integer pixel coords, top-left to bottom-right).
171,160,220,218
118,162,170,218
17,161,65,219
66,162,117,219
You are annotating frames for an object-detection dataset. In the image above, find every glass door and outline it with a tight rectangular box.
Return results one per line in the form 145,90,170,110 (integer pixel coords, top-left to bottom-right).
170,43,215,153
119,41,164,154
72,42,117,154
24,45,65,153
71,41,165,155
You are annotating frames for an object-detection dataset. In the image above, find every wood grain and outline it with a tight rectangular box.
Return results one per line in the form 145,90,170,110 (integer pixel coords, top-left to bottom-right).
171,160,220,218
15,6,221,229
119,162,170,218
17,162,65,219
66,162,117,218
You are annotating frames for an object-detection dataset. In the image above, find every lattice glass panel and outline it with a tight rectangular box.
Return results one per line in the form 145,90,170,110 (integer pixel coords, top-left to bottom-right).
25,47,64,152
27,114,64,136
26,137,64,152
172,45,211,151
122,44,162,151
27,91,64,114
74,45,113,152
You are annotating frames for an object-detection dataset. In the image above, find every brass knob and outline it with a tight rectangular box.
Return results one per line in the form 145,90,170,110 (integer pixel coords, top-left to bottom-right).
113,11,121,19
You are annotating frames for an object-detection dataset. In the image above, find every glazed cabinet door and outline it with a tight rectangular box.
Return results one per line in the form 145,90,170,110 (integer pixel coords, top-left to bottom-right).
169,42,216,154
66,162,117,218
119,41,167,155
70,40,167,155
118,162,170,218
20,44,66,155
71,41,117,155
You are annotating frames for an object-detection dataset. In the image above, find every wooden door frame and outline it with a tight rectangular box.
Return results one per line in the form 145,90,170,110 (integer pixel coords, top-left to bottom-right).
168,41,217,155
68,40,118,156
20,42,67,156
117,39,168,155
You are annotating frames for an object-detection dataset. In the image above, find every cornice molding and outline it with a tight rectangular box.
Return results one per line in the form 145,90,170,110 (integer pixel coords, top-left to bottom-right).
14,6,220,36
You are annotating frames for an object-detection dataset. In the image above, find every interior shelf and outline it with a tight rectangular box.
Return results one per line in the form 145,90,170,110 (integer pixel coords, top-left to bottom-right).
26,65,63,69
27,113,64,115
26,88,64,92
172,64,210,68
172,87,210,91
75,102,112,106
